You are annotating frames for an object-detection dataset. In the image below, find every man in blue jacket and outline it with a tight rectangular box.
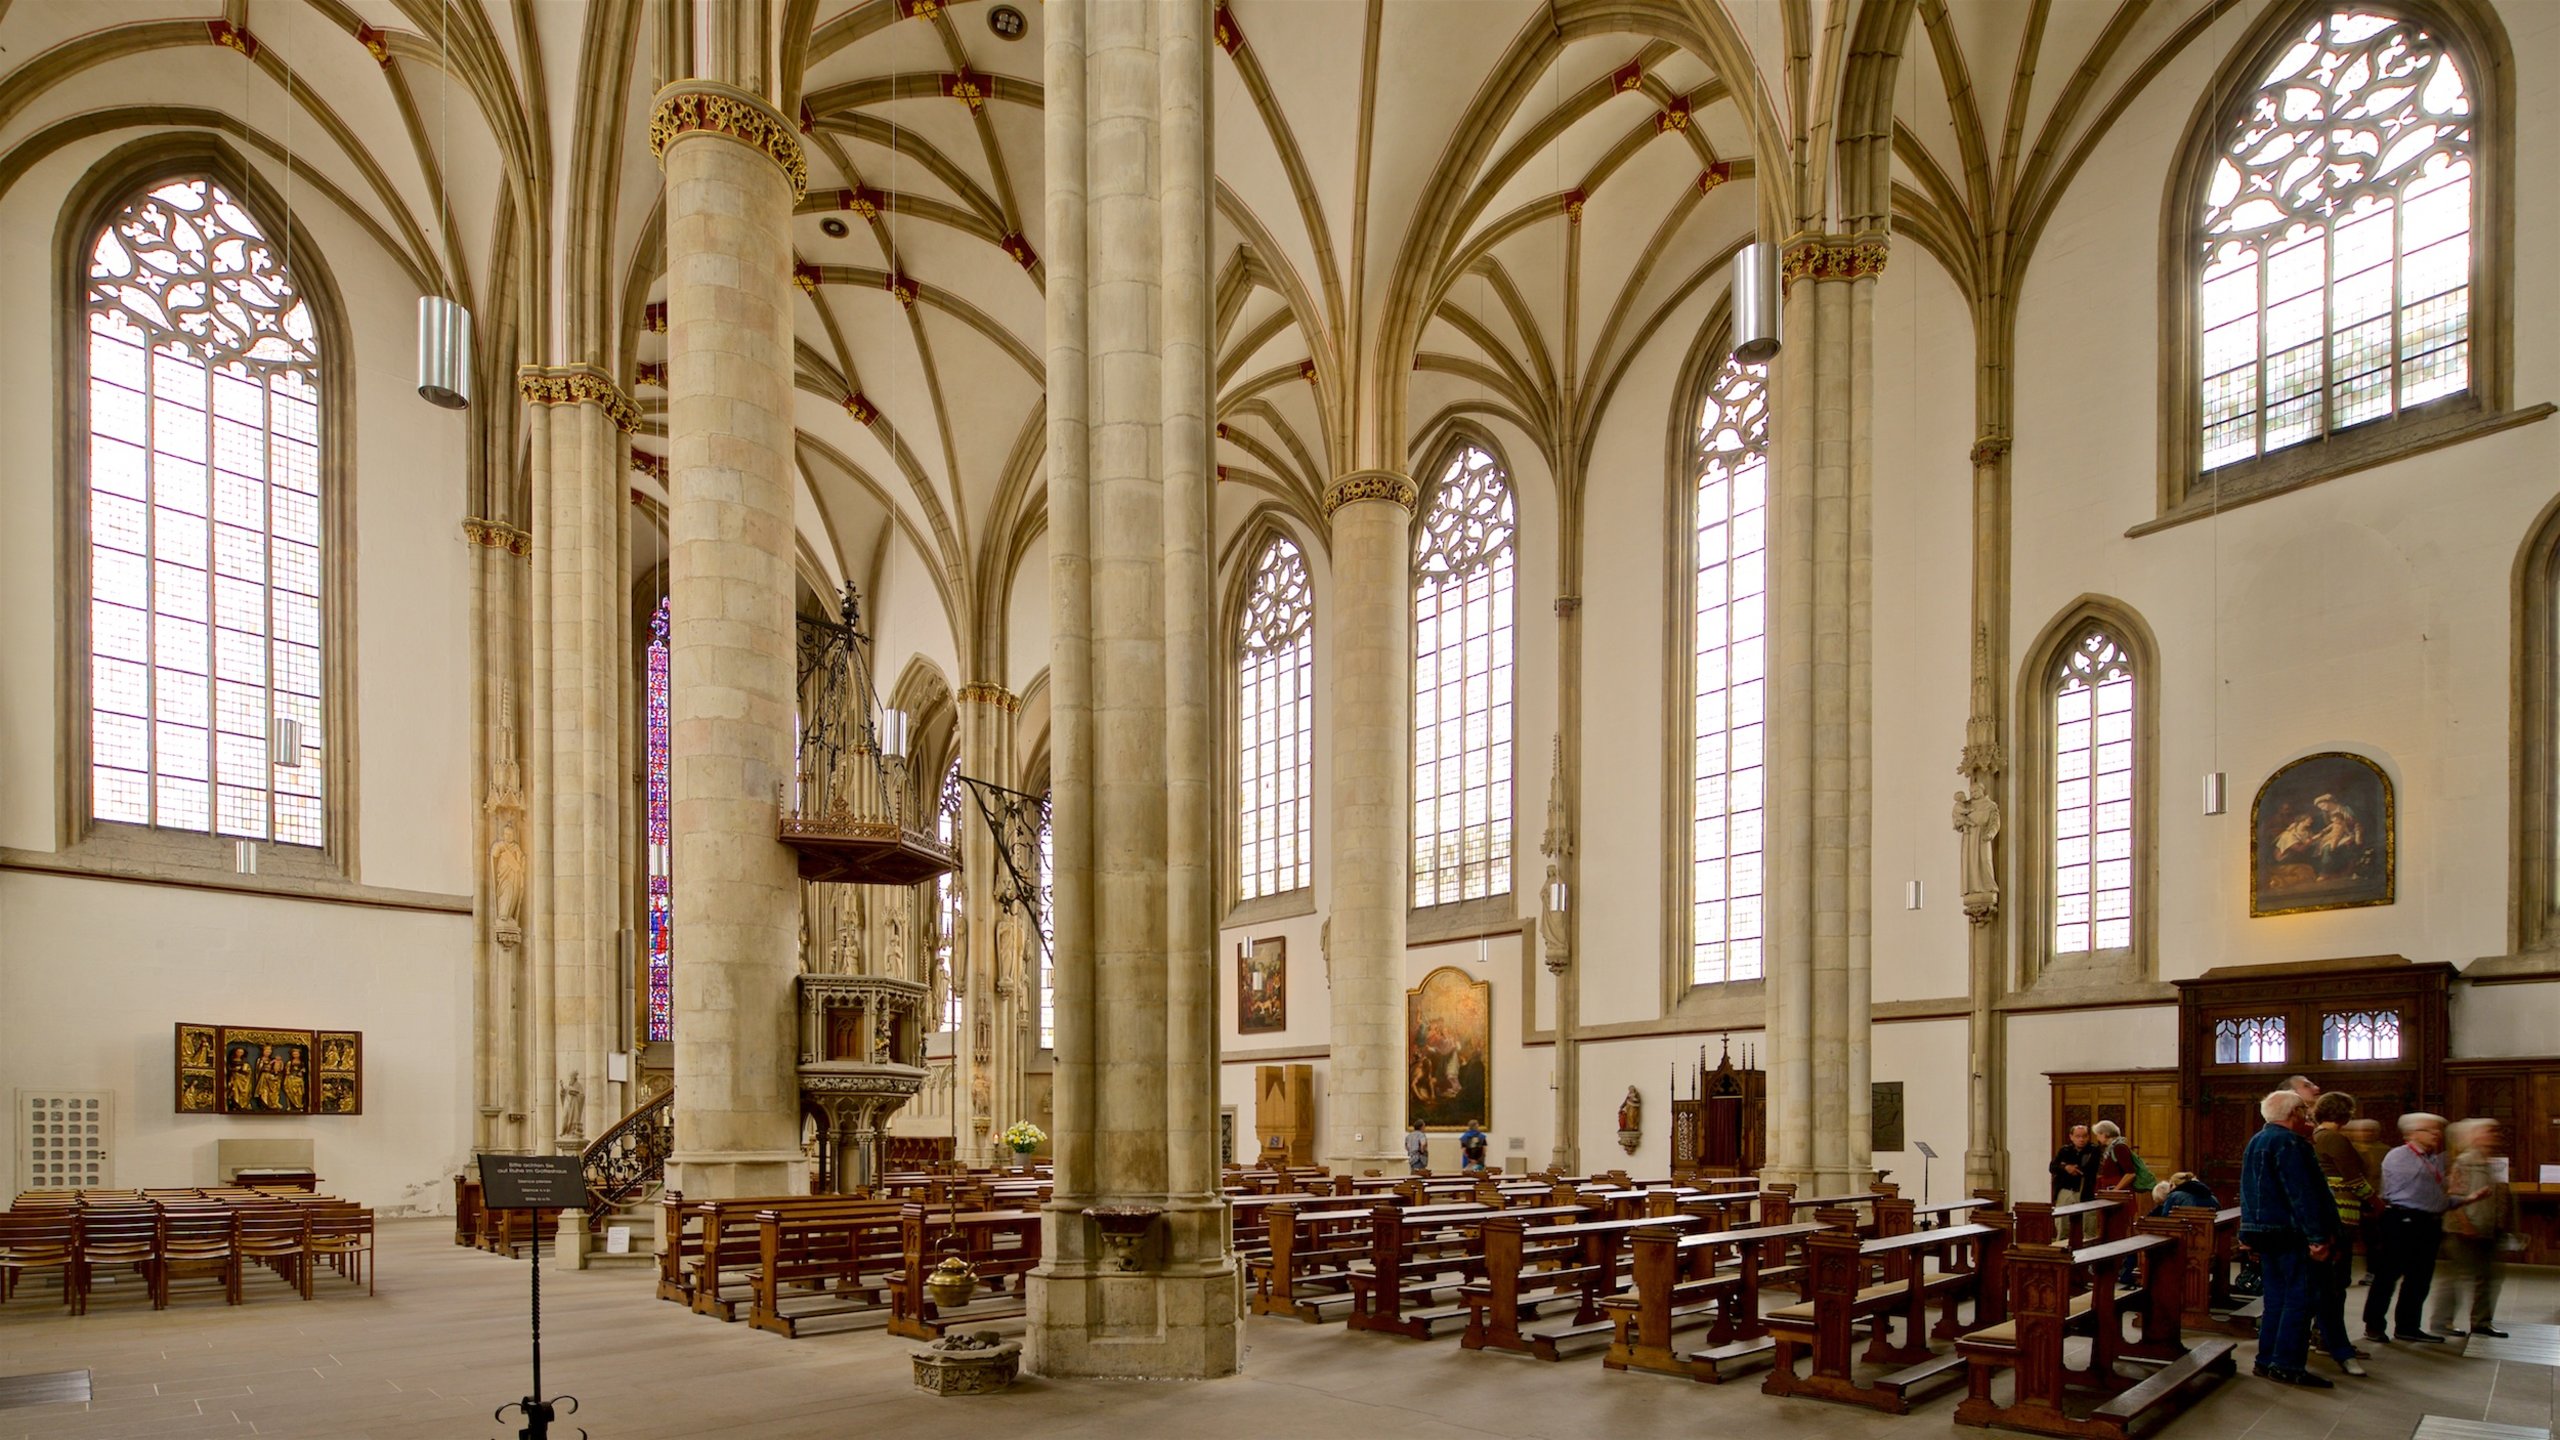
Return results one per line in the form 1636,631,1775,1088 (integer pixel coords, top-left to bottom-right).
2241,1088,2345,1387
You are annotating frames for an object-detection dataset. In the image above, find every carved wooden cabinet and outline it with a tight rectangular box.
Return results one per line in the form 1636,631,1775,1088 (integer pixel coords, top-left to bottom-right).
2173,955,2451,1201
2446,1055,2560,1265
2046,1068,2183,1186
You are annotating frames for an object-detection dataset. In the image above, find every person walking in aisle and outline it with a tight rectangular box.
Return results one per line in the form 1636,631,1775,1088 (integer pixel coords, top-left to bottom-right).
2365,1111,2481,1344
2426,1118,2513,1340
2242,1089,2342,1388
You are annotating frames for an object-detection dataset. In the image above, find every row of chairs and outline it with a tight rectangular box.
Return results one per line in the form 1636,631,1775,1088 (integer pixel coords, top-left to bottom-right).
0,1198,374,1313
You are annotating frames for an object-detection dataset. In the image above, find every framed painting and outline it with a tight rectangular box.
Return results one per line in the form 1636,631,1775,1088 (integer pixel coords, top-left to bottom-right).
218,1027,316,1115
2250,752,2394,916
315,1030,363,1115
174,1023,220,1114
1406,965,1491,1132
1238,937,1286,1034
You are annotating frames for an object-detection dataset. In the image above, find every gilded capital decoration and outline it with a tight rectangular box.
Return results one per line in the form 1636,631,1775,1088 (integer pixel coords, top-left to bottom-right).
462,517,532,558
1969,432,2013,467
1321,471,1418,518
957,681,1021,714
630,450,668,484
1780,232,1890,290
517,367,642,434
649,83,810,201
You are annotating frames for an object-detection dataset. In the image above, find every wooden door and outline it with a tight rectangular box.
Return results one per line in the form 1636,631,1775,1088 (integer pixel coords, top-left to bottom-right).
2048,1070,2178,1196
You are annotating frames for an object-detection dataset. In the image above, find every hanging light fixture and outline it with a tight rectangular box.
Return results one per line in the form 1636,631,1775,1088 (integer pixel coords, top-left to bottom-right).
416,0,472,408
1731,242,1782,364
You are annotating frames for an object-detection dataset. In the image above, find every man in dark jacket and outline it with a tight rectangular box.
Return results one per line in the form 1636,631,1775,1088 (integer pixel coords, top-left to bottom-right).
2242,1089,2342,1387
2048,1124,2098,1203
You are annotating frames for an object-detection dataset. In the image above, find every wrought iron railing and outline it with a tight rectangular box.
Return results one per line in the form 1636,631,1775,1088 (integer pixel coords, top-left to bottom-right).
580,1086,673,1231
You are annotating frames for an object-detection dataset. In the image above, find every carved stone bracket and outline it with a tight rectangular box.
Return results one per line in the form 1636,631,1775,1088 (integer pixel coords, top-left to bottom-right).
1781,231,1890,290
957,681,1021,713
462,517,532,557
518,366,642,434
1969,432,2013,468
1321,470,1418,517
650,82,810,200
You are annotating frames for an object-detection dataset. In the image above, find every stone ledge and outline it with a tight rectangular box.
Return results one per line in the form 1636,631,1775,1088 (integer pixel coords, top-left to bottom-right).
0,847,469,914
2459,950,2560,986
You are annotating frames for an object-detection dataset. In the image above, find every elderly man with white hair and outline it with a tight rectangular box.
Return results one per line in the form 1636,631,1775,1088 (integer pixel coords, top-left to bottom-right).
2362,1110,2485,1344
2240,1088,2348,1387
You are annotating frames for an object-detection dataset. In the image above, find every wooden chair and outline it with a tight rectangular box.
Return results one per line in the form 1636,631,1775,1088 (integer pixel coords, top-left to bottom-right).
0,1212,81,1312
73,1207,160,1309
155,1209,242,1308
237,1207,312,1299
306,1206,375,1295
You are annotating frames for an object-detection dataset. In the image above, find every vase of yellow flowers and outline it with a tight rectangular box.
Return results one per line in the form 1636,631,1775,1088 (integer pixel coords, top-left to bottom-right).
1000,1120,1046,1173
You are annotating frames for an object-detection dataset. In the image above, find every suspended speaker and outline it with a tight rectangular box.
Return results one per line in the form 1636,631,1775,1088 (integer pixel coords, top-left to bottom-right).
417,295,473,409
1730,242,1782,365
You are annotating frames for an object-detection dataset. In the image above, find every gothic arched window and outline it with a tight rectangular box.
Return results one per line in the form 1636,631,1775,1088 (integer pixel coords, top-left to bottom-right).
1689,359,1771,985
645,597,673,1041
1413,443,1517,908
82,177,330,847
2184,7,2495,497
2050,629,2138,957
1237,536,1314,900
935,760,964,1031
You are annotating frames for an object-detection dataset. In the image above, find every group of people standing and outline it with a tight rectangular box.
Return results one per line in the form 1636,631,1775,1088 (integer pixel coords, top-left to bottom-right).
2049,1075,2515,1391
2237,1077,2513,1388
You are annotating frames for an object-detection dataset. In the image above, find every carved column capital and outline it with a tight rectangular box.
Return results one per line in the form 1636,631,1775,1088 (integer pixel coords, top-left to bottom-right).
1780,230,1890,291
518,366,642,434
462,517,532,557
1968,432,2013,467
650,81,809,200
1321,469,1418,518
957,681,1021,713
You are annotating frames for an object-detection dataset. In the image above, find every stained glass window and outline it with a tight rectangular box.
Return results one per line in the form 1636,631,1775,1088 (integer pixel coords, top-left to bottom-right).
2321,1008,2401,1060
2214,1014,2289,1064
646,597,673,1043
2052,629,2136,956
1238,537,1314,899
2199,10,2473,468
85,177,325,844
936,760,963,1031
1691,359,1770,985
1413,445,1516,907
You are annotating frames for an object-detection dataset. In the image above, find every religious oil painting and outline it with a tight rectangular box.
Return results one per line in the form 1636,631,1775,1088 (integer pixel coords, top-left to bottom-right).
2250,752,2394,917
174,1023,220,1114
1406,965,1491,1132
1238,937,1286,1034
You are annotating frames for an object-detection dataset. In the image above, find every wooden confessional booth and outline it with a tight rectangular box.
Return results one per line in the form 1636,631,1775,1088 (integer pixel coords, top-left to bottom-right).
2050,955,2560,1263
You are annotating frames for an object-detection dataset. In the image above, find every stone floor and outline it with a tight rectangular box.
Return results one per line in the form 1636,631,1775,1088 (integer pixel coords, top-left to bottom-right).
0,1219,2551,1440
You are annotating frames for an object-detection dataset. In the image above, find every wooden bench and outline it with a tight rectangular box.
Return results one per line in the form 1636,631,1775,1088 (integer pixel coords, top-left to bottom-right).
687,1196,897,1320
744,1205,910,1337
1954,1224,2233,1439
2014,1198,2127,1249
1760,1219,2003,1413
885,1206,1040,1339
1246,1197,1424,1319
1458,1211,1709,1356
1601,1220,1827,1381
1343,1203,1586,1338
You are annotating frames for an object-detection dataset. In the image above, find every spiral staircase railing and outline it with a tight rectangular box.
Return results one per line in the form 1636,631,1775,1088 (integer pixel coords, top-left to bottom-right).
579,1086,673,1231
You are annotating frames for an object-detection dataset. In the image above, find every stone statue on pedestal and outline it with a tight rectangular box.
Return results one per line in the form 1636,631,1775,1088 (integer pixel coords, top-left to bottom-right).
1953,774,2002,924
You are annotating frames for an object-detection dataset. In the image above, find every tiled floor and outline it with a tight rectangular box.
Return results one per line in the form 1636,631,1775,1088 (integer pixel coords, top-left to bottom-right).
0,1220,2551,1439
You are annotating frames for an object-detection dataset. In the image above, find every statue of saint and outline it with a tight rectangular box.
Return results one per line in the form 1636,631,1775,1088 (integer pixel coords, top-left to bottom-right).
485,758,527,948
995,908,1027,999
1616,1085,1643,1147
1539,861,1570,973
558,1070,585,1140
1953,775,2002,922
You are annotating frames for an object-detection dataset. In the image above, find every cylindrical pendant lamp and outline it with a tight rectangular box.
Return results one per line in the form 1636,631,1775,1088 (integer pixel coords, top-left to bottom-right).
1730,242,1782,365
417,295,473,409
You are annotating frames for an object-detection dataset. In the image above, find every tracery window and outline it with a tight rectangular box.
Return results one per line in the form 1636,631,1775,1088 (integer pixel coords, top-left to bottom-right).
1237,537,1314,900
1690,359,1770,985
935,760,964,1031
2214,1014,2290,1064
84,177,326,844
2052,629,2137,957
2198,10,2474,469
2321,1008,2402,1060
1413,444,1516,908
646,597,673,1042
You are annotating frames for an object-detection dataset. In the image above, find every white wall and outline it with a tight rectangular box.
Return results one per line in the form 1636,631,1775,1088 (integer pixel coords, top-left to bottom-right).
0,134,475,1206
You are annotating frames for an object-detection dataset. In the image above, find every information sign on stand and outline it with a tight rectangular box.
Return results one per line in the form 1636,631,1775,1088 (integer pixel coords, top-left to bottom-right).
476,1155,585,1440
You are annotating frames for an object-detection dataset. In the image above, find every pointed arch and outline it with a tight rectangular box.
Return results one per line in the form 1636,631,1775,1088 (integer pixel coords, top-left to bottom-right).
2513,493,2560,955
2015,597,2162,988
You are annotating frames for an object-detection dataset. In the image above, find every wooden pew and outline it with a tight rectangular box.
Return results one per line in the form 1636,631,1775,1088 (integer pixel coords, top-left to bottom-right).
745,1204,909,1337
1459,1211,1708,1356
2013,1198,2127,1249
1759,1218,2004,1413
686,1196,898,1320
1247,1197,1417,1319
1953,1223,2234,1439
1600,1220,1826,1381
884,1206,1040,1340
1344,1203,1586,1338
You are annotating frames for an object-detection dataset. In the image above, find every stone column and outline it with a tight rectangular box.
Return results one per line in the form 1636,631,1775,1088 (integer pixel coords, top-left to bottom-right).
1029,0,1238,1378
466,516,532,1155
1766,233,1882,1196
957,681,1020,1163
1960,430,2014,1194
652,74,810,1201
1324,470,1416,1177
